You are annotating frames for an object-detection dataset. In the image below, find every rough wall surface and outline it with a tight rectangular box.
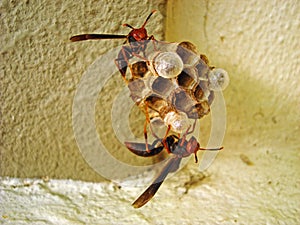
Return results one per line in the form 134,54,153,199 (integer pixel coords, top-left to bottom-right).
1,0,300,224
1,0,166,181
166,0,300,223
166,0,299,147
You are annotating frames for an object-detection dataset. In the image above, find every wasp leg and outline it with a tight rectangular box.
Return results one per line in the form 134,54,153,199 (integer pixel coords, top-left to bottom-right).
179,124,194,147
142,102,151,152
187,119,198,135
143,102,160,139
142,102,160,153
149,123,159,140
143,120,150,153
115,46,133,83
178,120,197,148
161,125,171,153
131,51,148,61
147,35,159,51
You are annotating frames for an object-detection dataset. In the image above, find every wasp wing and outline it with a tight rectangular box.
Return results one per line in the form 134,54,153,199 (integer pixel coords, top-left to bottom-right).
125,140,164,157
70,34,127,42
132,156,182,208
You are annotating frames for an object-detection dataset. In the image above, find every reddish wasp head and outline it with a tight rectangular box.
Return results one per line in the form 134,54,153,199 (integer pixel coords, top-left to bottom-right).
123,10,156,42
128,28,148,41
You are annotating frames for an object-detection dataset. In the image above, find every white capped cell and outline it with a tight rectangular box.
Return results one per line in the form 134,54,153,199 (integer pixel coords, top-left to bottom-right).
208,68,229,91
151,52,184,78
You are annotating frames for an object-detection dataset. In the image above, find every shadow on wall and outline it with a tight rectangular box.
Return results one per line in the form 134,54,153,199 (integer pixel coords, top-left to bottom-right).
223,65,299,153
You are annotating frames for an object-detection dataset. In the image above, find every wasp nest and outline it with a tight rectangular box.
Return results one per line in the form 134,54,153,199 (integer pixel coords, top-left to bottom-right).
127,41,229,133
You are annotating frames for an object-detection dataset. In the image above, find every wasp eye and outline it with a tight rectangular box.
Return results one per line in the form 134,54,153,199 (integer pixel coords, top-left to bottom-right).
208,68,229,91
152,52,183,78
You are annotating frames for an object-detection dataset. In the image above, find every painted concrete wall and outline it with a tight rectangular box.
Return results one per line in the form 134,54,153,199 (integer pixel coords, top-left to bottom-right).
1,0,299,224
2,0,298,182
166,0,299,151
1,0,166,181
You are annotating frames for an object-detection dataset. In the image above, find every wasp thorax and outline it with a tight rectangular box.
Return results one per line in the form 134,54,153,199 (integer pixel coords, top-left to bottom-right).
164,111,192,133
150,52,183,78
208,68,229,91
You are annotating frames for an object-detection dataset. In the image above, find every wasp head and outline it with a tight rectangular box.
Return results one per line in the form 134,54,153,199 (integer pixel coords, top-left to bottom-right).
123,10,156,42
128,27,148,41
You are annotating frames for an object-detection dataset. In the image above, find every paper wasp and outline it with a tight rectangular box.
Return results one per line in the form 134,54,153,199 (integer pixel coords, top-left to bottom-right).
70,10,156,82
70,10,228,208
125,125,223,208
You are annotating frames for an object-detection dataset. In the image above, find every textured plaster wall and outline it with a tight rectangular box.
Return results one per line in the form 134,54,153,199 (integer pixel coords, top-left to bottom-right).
1,0,166,181
166,0,300,223
166,0,300,149
1,0,300,224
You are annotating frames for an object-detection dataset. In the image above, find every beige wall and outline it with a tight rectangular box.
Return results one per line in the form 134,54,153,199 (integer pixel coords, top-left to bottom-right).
1,0,166,181
1,0,299,183
166,0,300,152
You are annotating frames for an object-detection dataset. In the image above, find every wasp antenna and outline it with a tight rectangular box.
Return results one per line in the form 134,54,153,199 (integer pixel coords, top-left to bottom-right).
199,146,224,151
141,10,156,28
194,153,198,163
123,23,134,29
